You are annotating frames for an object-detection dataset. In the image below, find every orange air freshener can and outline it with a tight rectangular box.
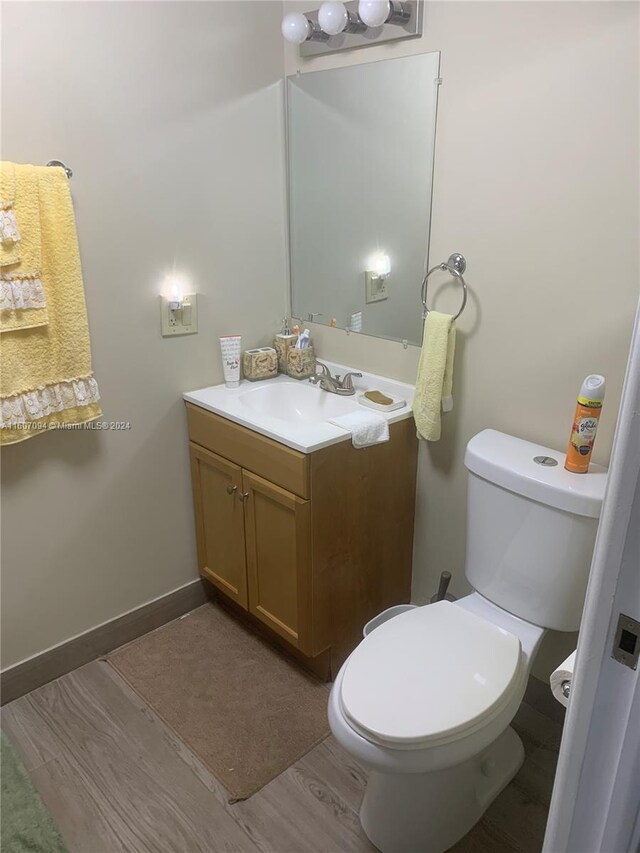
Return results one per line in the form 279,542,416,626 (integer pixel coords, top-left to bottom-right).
565,375,606,474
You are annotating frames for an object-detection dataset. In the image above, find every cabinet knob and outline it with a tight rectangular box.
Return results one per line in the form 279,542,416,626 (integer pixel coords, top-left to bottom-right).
238,492,250,502
226,484,237,496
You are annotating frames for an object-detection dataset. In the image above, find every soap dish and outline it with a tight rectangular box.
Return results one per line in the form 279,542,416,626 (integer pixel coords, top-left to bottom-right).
358,391,406,413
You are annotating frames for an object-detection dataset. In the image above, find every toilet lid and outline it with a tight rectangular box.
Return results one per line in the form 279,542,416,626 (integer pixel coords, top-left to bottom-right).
340,601,522,748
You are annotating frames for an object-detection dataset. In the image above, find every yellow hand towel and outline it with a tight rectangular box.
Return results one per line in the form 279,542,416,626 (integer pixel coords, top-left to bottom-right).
1,162,21,265
1,164,48,332
0,165,102,444
412,311,456,442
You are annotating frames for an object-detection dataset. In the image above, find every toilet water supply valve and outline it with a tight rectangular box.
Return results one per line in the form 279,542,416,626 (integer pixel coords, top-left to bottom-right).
431,571,456,603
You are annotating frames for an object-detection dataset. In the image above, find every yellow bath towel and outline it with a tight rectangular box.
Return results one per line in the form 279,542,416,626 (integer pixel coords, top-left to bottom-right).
1,162,21,266
413,311,456,442
0,165,102,444
1,164,49,332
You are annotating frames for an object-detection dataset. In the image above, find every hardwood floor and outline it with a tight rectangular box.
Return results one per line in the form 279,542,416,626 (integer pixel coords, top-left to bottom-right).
2,657,561,853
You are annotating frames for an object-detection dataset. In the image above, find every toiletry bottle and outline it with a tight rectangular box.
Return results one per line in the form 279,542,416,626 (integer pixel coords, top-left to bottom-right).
274,318,298,373
219,336,242,388
564,375,605,473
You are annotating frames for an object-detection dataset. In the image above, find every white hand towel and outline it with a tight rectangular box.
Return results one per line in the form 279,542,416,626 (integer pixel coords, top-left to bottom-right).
329,410,389,448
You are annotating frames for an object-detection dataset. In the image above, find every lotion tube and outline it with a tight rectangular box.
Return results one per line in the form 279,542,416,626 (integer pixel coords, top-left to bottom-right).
219,335,242,388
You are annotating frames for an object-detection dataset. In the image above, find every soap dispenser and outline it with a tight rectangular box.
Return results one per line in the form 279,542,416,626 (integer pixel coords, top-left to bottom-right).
274,317,298,373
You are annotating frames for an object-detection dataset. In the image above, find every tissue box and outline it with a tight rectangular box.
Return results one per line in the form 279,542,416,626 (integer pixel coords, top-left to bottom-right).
286,346,315,380
242,347,278,381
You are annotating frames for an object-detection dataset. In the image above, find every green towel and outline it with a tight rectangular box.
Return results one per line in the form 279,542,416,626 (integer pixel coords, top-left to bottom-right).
413,311,456,442
1,732,67,853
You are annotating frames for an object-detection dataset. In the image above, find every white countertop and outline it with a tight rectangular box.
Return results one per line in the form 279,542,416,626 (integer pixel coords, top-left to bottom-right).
184,360,415,454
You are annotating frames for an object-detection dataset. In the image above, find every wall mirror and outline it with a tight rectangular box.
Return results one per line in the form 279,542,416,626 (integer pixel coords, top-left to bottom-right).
287,51,440,346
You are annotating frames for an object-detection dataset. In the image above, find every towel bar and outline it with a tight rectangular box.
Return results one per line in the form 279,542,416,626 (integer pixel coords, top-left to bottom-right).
421,253,468,321
46,160,72,179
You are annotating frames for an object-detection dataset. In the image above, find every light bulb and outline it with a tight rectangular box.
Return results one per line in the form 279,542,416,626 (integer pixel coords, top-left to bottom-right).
357,0,390,27
164,274,184,310
281,12,312,44
318,2,349,35
370,252,391,278
161,271,189,309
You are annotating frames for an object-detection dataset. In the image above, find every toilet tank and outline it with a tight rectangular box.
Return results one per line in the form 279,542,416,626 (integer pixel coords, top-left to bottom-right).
464,430,607,631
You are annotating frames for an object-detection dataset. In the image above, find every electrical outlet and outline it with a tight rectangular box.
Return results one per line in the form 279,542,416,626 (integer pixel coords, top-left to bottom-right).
365,271,388,304
160,293,198,337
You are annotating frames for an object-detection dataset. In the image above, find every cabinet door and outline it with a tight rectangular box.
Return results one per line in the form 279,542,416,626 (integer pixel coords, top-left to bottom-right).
189,443,248,608
242,470,312,654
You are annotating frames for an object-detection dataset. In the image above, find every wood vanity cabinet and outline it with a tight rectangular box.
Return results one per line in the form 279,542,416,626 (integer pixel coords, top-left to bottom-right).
186,401,418,678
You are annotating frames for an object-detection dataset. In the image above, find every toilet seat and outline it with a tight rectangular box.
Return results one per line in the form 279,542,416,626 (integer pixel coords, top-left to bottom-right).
340,601,522,750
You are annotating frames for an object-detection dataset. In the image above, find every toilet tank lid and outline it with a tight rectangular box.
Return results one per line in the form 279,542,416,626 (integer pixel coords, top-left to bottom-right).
465,430,607,518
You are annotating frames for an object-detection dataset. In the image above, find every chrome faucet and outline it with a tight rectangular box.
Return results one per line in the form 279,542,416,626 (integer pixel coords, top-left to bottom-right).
309,361,362,396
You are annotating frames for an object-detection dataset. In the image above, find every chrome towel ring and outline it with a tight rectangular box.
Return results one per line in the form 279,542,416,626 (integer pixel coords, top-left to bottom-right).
421,253,468,321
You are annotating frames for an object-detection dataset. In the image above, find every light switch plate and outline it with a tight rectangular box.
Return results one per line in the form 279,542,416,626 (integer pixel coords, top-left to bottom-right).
160,293,198,337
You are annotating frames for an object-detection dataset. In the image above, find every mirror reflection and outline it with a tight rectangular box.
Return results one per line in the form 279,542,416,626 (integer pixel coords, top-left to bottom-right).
287,51,440,346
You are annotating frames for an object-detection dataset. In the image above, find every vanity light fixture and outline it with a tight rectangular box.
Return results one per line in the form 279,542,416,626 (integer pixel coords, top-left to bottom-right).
357,0,410,27
282,0,421,56
318,2,366,35
281,12,330,44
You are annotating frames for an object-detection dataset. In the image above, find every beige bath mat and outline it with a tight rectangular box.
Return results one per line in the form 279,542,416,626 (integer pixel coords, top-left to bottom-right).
107,603,330,802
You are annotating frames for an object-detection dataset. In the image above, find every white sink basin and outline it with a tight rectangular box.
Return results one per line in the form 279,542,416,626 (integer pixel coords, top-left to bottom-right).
238,381,356,424
184,363,415,453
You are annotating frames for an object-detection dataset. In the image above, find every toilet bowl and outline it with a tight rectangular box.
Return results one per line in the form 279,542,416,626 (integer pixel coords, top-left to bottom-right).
328,430,607,852
329,594,544,852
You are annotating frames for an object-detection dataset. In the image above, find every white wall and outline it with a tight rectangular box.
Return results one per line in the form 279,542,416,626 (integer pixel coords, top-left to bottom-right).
0,1,288,668
285,1,640,677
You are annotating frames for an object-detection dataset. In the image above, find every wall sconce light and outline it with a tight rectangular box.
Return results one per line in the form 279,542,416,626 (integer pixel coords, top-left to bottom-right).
357,0,410,27
281,12,330,44
318,2,366,35
281,0,421,55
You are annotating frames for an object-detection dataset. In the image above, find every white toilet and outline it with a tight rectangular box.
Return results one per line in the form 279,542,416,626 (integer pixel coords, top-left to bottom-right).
328,429,607,853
